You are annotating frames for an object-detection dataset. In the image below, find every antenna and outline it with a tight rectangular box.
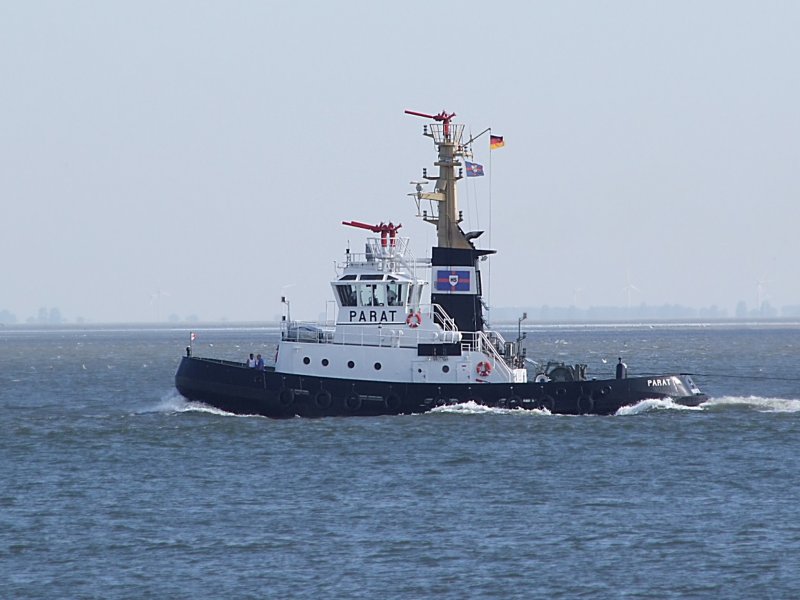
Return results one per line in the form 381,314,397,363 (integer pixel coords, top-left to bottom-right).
280,284,295,324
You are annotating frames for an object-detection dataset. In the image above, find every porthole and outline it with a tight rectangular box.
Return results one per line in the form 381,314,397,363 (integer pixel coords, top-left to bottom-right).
321,358,329,366
348,360,355,369
303,357,310,365
442,365,450,373
374,362,382,371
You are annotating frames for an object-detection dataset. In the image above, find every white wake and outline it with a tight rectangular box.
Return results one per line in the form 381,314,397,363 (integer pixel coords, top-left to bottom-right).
147,390,240,417
616,395,800,415
701,395,800,413
430,400,550,416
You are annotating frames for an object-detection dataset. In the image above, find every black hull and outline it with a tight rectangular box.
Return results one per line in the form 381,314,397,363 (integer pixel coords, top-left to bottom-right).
175,357,706,418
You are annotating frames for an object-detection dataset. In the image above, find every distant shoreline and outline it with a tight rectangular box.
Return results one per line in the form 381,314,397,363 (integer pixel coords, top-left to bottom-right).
3,318,800,333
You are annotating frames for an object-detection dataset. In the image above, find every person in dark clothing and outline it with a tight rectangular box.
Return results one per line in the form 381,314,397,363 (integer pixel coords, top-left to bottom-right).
616,357,627,379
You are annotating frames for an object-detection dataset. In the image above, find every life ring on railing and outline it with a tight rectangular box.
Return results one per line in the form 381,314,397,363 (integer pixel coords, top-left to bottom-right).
476,361,492,378
406,311,422,328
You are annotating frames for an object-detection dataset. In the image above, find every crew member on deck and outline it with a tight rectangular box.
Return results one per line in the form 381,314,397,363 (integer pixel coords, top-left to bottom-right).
247,353,256,368
616,357,627,379
255,354,265,370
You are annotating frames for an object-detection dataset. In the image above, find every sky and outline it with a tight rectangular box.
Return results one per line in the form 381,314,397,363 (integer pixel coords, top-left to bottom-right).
2,1,799,323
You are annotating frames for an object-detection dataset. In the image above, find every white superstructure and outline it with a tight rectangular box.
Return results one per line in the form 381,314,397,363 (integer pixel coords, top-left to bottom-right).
275,227,527,385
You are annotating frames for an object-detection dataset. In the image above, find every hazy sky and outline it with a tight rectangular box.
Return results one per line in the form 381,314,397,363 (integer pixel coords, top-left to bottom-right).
2,1,799,323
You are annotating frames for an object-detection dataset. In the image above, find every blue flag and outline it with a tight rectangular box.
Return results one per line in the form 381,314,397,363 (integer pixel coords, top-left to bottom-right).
465,161,484,177
435,269,472,292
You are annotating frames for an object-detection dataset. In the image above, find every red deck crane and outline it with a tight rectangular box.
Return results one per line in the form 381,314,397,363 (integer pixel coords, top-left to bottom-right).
342,220,403,247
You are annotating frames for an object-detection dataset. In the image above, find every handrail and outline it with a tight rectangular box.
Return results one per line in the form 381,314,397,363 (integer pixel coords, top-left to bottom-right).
474,330,514,379
431,303,458,333
279,318,517,381
341,237,420,278
188,356,276,372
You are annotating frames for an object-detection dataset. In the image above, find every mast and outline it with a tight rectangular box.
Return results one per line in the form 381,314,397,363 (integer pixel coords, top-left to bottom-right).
406,109,495,335
404,109,472,250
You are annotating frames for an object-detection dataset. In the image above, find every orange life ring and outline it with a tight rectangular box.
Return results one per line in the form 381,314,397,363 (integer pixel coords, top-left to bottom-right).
406,311,422,328
476,361,492,377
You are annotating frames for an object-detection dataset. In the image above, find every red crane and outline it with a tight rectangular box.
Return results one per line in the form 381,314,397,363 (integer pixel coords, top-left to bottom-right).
405,109,456,137
342,220,403,247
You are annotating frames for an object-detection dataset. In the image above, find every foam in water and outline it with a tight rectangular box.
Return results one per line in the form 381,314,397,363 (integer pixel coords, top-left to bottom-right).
149,390,239,417
150,393,800,419
430,400,550,416
701,395,800,413
615,398,704,416
616,395,800,415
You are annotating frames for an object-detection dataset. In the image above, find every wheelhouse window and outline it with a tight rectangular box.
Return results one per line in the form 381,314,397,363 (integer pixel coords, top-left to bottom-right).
337,275,408,307
387,282,406,306
336,284,358,307
360,283,387,306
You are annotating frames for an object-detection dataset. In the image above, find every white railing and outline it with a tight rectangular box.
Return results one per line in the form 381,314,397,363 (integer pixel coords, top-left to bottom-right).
282,318,518,381
284,323,423,348
470,330,514,380
431,303,458,334
429,122,465,145
341,237,419,277
286,302,463,349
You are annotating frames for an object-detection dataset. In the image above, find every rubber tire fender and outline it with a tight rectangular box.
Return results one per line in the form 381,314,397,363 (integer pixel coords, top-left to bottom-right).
384,394,402,411
315,390,332,409
539,395,555,412
278,388,295,407
345,394,362,412
577,394,594,414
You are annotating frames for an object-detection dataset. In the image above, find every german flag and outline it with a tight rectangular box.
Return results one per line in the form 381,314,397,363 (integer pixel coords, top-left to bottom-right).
490,134,505,150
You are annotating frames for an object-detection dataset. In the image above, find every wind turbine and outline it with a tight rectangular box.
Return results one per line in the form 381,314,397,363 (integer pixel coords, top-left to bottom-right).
572,287,583,307
622,270,641,311
756,277,771,314
150,289,171,322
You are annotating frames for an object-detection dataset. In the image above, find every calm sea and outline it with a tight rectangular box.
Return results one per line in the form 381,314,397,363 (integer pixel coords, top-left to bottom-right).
2,323,799,598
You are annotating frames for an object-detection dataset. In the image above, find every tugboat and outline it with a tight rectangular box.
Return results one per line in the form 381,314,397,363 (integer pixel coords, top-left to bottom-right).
175,109,706,416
